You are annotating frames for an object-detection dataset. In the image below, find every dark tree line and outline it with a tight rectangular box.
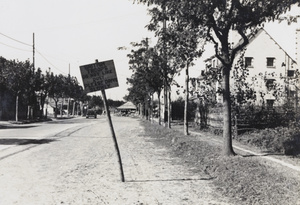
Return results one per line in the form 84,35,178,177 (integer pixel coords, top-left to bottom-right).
0,56,85,121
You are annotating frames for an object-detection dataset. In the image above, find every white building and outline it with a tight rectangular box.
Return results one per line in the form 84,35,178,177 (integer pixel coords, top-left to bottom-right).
202,28,299,108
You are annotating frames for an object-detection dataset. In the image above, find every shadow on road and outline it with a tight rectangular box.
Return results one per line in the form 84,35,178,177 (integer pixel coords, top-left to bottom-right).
0,138,56,145
0,125,37,129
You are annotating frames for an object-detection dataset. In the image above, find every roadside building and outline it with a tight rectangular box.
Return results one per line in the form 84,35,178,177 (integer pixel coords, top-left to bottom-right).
117,101,136,116
199,28,299,109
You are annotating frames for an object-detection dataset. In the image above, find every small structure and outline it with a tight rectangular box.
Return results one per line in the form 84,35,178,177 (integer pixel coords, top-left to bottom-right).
117,101,136,116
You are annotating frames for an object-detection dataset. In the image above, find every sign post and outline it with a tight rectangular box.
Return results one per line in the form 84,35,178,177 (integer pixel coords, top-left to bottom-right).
80,59,125,182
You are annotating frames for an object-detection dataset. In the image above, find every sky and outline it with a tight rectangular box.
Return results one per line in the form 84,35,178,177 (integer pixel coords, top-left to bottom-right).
0,1,299,100
0,0,154,100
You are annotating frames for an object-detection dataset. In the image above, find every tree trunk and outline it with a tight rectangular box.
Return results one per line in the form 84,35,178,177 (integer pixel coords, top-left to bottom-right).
72,101,76,117
54,101,58,118
15,94,19,122
164,87,168,127
60,98,64,118
184,63,189,135
150,93,154,123
27,105,31,120
223,67,236,156
45,102,48,118
145,95,149,120
67,98,70,117
80,101,83,116
168,90,171,128
158,91,161,125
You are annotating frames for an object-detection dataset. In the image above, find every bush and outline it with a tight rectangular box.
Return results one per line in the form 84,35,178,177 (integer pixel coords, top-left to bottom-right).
171,97,196,120
236,121,300,157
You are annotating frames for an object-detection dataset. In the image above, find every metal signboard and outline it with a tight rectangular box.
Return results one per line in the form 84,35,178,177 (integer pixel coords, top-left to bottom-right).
79,59,119,93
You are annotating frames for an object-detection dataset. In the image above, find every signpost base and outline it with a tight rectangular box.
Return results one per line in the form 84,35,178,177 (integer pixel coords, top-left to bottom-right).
101,89,125,182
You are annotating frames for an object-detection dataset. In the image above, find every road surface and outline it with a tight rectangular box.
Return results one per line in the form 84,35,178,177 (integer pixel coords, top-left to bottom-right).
0,116,229,204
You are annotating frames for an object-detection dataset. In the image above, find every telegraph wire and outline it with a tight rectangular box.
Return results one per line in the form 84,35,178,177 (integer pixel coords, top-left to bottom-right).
0,32,68,75
0,32,32,47
0,41,32,52
36,50,67,75
35,49,69,63
0,40,67,75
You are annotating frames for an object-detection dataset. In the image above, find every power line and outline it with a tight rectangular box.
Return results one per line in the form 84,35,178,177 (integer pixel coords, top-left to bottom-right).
36,50,67,74
35,49,69,63
0,41,32,52
0,32,32,47
0,32,68,75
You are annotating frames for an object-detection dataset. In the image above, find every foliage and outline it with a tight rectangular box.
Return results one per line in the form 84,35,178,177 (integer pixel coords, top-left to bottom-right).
87,95,103,109
107,99,124,108
190,76,217,129
0,56,84,120
134,0,299,155
231,49,256,112
126,38,164,119
236,121,300,156
171,97,196,120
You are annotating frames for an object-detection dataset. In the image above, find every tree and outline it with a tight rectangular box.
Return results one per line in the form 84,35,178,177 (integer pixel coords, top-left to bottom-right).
48,74,65,118
89,95,103,109
134,0,299,156
161,24,203,134
2,59,32,121
126,38,164,120
190,75,217,129
148,47,164,124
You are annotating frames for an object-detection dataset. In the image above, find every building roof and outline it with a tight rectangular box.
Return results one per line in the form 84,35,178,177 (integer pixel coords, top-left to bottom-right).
204,28,297,64
117,101,136,110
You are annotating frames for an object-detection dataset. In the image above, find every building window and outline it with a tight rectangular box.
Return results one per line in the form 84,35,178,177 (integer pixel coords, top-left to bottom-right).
245,57,253,68
267,57,275,68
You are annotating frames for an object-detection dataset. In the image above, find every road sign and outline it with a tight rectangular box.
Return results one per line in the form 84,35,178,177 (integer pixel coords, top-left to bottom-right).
79,59,119,93
80,59,124,182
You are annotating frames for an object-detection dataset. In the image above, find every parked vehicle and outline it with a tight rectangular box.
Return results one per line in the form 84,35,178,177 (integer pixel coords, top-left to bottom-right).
86,109,97,118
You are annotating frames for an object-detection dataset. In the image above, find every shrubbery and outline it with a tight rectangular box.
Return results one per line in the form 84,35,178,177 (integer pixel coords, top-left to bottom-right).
235,121,300,156
200,106,300,157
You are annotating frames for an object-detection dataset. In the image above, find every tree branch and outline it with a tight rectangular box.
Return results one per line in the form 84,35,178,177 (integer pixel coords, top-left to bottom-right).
231,28,249,65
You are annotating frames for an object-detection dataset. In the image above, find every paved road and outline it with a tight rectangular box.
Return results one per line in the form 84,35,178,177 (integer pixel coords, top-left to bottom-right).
0,116,229,204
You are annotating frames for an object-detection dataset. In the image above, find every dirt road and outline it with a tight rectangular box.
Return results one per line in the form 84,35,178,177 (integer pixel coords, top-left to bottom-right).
0,116,229,205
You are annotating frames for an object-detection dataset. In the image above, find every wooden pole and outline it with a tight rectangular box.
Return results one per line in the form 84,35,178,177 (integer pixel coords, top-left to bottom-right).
101,89,125,182
95,59,124,182
33,33,35,69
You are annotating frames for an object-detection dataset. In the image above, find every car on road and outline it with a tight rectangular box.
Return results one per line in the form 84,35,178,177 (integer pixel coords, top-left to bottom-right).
86,109,97,118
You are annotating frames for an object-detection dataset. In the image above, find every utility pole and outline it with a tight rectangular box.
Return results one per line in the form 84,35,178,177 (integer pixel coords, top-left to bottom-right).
33,33,35,69
67,63,71,118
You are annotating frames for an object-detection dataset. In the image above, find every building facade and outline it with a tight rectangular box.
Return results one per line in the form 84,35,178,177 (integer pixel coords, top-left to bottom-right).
202,28,299,109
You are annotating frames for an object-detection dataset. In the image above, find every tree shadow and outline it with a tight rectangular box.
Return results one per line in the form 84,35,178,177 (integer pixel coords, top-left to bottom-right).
0,138,56,145
0,125,37,129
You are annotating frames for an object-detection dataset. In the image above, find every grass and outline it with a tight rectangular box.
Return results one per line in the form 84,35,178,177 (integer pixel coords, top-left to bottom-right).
140,120,300,205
